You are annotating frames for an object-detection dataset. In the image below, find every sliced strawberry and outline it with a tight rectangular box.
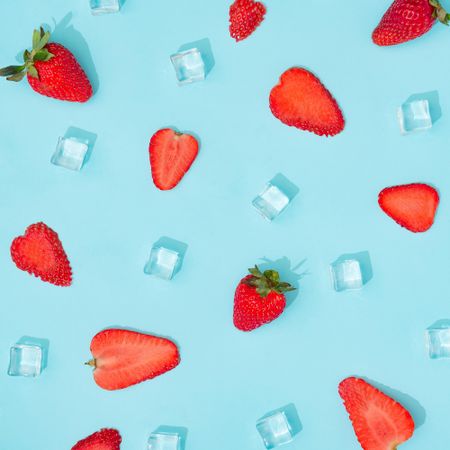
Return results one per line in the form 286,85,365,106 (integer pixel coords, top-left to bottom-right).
10,222,72,286
339,377,415,450
87,329,180,391
269,68,345,137
71,428,121,450
149,128,199,190
378,183,439,233
229,0,267,42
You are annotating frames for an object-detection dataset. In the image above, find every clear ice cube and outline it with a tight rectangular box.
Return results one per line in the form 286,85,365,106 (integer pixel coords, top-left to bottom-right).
330,259,363,292
170,48,205,85
144,246,181,280
51,136,88,171
90,0,120,14
397,99,432,134
253,183,290,221
8,344,43,377
426,325,450,359
256,411,294,449
148,431,181,450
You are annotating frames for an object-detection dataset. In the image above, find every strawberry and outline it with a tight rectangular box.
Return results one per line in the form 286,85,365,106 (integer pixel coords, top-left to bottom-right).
378,183,439,233
339,377,415,450
233,266,295,332
86,329,180,391
269,68,345,137
71,428,121,450
10,222,72,287
229,0,267,42
372,0,449,46
149,128,199,191
0,27,92,102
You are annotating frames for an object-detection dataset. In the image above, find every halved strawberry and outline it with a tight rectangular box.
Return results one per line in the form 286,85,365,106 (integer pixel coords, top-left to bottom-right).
86,329,180,391
269,68,345,137
71,428,121,450
339,377,415,450
149,128,199,190
10,222,72,286
229,0,267,42
378,183,439,233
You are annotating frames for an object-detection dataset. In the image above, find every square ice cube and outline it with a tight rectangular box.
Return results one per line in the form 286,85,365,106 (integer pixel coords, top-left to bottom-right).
257,411,294,449
330,259,363,292
170,48,205,85
426,325,450,359
253,183,290,221
8,344,43,377
397,99,432,134
144,246,181,280
51,136,88,171
148,431,181,450
90,0,120,14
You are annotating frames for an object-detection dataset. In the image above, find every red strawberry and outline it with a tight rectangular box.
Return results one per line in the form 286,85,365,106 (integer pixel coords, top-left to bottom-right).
229,0,267,42
86,329,180,391
233,266,295,332
149,128,199,190
339,377,415,450
11,222,72,287
269,68,345,137
372,0,449,46
72,428,121,450
0,27,92,102
378,183,439,233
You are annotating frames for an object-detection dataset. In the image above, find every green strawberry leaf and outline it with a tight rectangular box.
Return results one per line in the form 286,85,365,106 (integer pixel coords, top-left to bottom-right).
7,71,26,82
35,31,51,52
34,49,54,62
32,29,40,49
0,65,25,77
27,65,39,79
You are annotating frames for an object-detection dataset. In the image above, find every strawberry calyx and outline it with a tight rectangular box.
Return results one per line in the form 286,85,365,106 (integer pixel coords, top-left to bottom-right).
85,359,97,368
0,27,54,82
429,0,450,24
243,265,295,298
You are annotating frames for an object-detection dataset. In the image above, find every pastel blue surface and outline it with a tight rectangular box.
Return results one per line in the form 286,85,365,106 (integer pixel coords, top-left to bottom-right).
1,1,450,449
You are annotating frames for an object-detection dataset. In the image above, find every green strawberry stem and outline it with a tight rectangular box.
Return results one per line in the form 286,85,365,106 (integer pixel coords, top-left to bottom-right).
430,0,450,24
0,27,54,82
243,265,295,298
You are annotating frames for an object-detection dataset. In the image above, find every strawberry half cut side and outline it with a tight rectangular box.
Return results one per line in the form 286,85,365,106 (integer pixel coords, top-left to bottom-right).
269,68,345,137
86,329,180,391
10,222,72,286
339,377,415,450
378,183,439,233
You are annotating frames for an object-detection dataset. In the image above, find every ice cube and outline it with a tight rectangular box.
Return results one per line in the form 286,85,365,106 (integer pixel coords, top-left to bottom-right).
8,343,43,377
148,431,181,450
144,245,181,280
51,136,88,171
256,411,294,449
330,259,363,292
426,324,450,359
397,99,432,134
253,183,290,221
90,0,120,14
170,48,205,85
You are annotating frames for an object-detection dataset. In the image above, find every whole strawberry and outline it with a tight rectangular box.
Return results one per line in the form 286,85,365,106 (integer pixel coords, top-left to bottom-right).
233,266,295,332
0,27,92,102
372,0,449,46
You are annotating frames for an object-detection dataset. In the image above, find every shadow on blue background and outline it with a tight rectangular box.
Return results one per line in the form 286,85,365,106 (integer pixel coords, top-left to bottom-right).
17,336,50,371
178,38,215,77
270,173,299,201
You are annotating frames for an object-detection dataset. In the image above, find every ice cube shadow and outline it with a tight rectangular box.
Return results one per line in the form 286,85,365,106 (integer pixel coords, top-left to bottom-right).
362,377,426,429
427,319,450,330
151,426,188,450
257,256,307,307
177,38,215,77
44,13,99,94
64,126,98,165
406,91,441,124
17,336,50,370
332,251,373,286
270,173,299,201
259,403,302,436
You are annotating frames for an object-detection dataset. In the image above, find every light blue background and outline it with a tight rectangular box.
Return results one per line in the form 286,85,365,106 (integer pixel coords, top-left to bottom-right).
1,1,450,449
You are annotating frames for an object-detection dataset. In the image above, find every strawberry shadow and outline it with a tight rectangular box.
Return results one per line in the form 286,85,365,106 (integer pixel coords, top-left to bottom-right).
150,426,188,450
257,256,307,307
361,376,426,429
43,13,99,95
17,335,50,371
